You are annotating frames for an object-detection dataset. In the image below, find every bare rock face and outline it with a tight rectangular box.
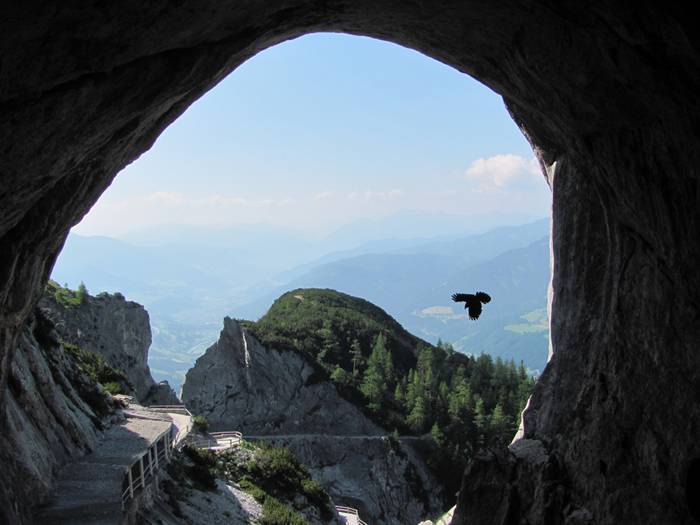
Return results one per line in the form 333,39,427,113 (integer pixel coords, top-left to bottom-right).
182,317,444,523
182,317,381,435
262,435,445,525
0,310,115,522
39,289,179,405
2,3,700,524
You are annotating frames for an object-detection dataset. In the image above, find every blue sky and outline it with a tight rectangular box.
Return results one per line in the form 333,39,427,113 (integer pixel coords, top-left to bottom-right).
74,33,550,237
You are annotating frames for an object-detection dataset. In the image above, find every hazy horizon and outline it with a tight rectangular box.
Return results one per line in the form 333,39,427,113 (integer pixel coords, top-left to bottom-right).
69,209,549,245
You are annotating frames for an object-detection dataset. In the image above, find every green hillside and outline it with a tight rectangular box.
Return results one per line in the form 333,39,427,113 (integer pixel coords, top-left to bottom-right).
243,288,535,495
245,288,432,376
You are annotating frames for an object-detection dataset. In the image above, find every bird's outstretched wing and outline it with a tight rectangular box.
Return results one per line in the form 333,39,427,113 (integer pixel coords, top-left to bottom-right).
468,301,483,320
451,293,470,303
476,291,491,304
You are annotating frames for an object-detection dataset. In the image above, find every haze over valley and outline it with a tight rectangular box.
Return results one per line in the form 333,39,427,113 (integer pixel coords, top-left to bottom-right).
52,215,550,391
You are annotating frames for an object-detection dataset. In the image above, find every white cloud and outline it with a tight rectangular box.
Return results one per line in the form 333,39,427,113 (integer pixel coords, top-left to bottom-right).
465,154,541,189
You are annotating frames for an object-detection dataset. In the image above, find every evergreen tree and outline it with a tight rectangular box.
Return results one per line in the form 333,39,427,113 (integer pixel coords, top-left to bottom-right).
317,323,340,366
394,382,405,404
405,369,418,411
490,403,511,436
366,333,392,383
350,339,363,378
330,365,351,386
417,347,437,393
518,361,528,381
474,397,488,432
436,380,450,422
471,354,494,391
382,344,394,384
77,281,88,303
408,395,427,433
448,381,472,423
361,342,388,411
430,422,445,446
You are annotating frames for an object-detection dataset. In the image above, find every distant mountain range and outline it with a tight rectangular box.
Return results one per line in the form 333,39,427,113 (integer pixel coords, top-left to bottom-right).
235,233,550,371
52,216,550,390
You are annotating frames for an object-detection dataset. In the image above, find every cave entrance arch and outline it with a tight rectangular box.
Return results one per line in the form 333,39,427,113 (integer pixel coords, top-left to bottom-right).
66,31,549,395
2,3,699,524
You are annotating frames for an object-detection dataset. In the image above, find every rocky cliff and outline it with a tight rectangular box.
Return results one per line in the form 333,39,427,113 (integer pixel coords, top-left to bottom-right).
40,282,178,405
182,317,382,435
182,317,446,523
0,309,118,523
258,435,445,525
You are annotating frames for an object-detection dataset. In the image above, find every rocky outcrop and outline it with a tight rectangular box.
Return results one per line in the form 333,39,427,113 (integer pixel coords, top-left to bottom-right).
3,3,700,524
181,317,382,435
40,288,178,405
182,318,445,523
0,310,118,523
139,479,263,525
260,435,445,525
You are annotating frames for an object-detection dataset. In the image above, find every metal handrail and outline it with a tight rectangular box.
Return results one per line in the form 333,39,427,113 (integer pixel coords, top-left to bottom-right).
336,505,368,525
147,404,192,416
193,430,242,451
210,431,243,439
121,427,173,508
336,506,358,514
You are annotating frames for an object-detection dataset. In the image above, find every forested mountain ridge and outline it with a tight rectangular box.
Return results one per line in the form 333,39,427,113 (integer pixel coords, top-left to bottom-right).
243,288,435,376
241,288,535,494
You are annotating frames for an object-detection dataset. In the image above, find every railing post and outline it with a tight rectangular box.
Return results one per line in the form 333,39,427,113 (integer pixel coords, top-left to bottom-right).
127,468,134,499
154,440,159,470
139,456,145,489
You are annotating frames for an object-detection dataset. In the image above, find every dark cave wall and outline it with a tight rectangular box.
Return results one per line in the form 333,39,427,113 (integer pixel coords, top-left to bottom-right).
539,132,700,523
1,2,700,523
454,126,700,524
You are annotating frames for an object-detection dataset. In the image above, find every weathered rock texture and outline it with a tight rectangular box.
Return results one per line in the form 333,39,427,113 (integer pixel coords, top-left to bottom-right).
139,479,263,525
183,318,444,523
1,3,700,524
0,310,116,522
182,317,381,435
39,289,179,405
261,435,445,525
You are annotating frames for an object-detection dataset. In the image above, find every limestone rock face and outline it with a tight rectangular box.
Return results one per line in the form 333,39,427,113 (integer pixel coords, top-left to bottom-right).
0,311,115,523
262,435,445,525
182,317,381,435
39,289,179,405
182,318,445,523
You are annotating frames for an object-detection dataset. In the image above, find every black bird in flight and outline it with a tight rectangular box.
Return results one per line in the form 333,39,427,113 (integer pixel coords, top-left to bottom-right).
452,291,492,320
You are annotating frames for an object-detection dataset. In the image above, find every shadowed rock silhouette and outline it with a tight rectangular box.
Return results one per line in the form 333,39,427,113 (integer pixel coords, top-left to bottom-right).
451,292,491,320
